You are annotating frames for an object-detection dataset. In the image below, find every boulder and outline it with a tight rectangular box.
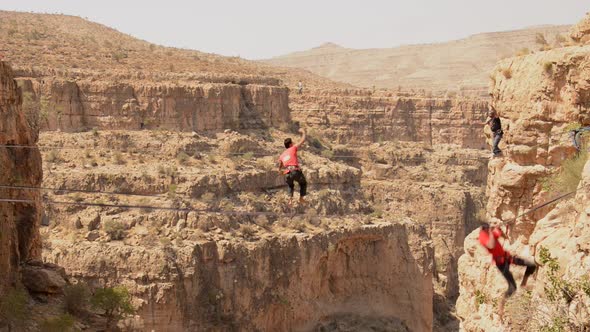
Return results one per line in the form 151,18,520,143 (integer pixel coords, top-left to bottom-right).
21,263,66,294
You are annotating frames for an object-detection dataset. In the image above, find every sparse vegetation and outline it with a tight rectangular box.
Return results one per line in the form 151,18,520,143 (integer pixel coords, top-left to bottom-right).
113,152,125,165
536,33,549,47
474,289,487,309
542,148,587,193
46,149,61,164
91,286,135,330
39,313,75,332
63,282,90,316
241,151,254,160
543,62,554,75
516,48,531,57
506,247,590,331
502,68,512,79
103,220,126,240
176,151,189,165
0,286,28,331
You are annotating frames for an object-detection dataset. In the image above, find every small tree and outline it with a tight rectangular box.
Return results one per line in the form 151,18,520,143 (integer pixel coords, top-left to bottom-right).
91,287,134,329
536,33,549,46
63,283,90,316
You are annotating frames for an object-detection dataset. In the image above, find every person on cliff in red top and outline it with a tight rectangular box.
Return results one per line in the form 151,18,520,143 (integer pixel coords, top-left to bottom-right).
484,106,503,157
478,223,537,297
278,128,307,206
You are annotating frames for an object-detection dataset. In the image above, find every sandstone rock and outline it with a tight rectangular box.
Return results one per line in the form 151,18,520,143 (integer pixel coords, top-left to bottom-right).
0,61,43,297
74,217,83,229
86,213,101,231
85,231,100,241
570,12,590,44
21,263,66,294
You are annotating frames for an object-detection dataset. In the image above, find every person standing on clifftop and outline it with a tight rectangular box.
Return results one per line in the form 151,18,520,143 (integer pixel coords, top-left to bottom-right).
484,107,503,157
278,128,307,206
478,223,537,298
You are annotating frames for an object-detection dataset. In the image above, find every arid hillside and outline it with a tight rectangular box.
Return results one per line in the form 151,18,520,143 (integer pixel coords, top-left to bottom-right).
264,25,571,95
0,10,349,90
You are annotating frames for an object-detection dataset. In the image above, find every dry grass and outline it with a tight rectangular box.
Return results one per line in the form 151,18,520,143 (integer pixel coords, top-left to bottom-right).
543,148,588,194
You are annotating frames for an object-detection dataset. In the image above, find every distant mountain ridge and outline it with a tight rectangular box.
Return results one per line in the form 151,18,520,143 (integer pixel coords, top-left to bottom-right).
263,25,571,95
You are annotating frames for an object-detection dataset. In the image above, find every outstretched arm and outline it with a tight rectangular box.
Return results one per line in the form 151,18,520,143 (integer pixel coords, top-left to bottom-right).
295,128,306,148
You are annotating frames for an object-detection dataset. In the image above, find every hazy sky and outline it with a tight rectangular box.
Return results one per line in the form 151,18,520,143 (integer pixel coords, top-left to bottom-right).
2,1,588,59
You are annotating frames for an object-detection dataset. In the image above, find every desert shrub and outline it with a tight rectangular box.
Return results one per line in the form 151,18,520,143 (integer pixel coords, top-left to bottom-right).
159,237,172,247
176,151,189,165
45,150,61,164
321,149,335,158
103,220,126,240
518,247,590,331
39,313,75,332
474,289,487,309
536,33,549,46
502,68,512,79
241,152,254,160
167,184,177,199
239,224,256,237
112,152,125,165
543,149,587,193
63,282,90,316
516,48,531,56
543,62,554,74
91,286,134,330
0,286,28,331
111,51,127,62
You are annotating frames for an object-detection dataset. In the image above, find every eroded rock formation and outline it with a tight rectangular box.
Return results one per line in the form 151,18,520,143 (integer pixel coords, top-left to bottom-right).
457,33,590,330
291,90,488,148
0,61,43,295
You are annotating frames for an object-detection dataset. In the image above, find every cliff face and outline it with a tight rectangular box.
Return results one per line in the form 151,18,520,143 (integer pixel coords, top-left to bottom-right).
45,222,434,331
18,78,291,132
290,90,488,148
0,61,42,295
457,42,590,330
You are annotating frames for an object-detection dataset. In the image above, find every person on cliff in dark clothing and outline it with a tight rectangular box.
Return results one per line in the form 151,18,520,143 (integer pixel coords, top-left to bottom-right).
484,107,503,157
478,223,537,298
278,128,307,206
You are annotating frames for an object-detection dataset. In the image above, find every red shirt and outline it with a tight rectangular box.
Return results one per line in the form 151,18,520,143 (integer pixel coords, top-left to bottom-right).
478,228,507,263
279,146,299,169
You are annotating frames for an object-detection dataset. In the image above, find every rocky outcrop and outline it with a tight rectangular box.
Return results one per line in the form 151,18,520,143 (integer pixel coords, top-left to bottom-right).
457,38,590,330
570,12,590,44
18,78,291,132
0,61,43,296
291,90,488,148
45,222,434,331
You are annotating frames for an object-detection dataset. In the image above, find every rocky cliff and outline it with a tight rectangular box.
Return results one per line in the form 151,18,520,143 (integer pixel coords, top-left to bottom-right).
17,78,291,132
0,61,42,295
291,89,488,148
46,221,434,331
457,28,590,330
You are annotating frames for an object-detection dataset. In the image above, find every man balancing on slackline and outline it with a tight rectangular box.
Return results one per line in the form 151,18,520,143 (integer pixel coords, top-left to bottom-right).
278,128,307,206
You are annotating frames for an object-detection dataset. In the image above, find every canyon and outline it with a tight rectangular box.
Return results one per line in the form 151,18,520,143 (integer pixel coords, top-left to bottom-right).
1,8,589,332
